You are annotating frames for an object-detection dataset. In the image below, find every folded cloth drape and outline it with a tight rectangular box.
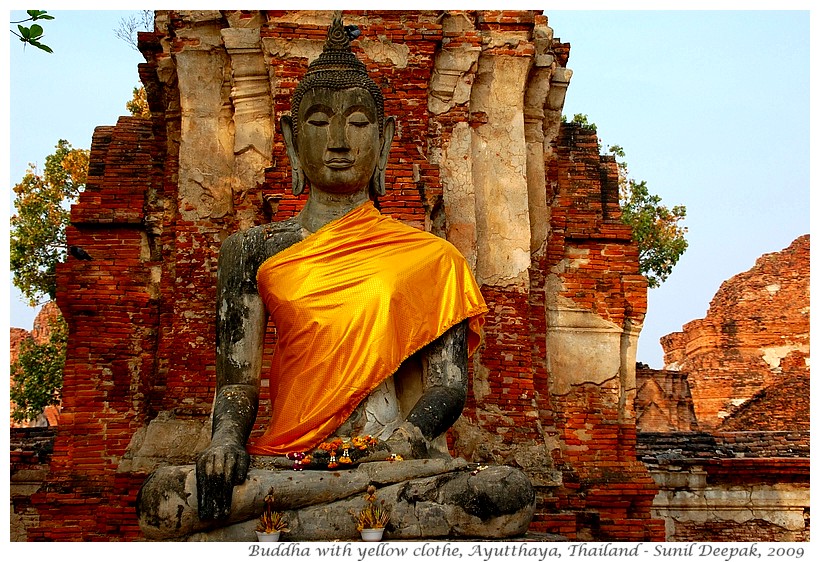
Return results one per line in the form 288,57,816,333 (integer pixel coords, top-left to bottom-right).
247,201,486,455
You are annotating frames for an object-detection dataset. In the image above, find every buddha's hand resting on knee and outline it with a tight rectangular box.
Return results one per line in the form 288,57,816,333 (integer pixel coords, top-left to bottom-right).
195,437,250,520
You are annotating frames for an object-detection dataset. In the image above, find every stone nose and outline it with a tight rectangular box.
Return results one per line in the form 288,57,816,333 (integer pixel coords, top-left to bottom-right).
327,115,350,151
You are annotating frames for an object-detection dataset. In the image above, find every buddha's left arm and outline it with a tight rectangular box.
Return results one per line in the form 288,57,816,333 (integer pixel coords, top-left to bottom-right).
405,320,469,441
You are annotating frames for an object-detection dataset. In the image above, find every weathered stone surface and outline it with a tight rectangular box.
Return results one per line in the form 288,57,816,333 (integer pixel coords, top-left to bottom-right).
189,465,534,541
176,39,235,220
635,367,699,432
471,52,532,288
222,25,274,231
138,457,535,541
545,302,631,395
118,410,211,473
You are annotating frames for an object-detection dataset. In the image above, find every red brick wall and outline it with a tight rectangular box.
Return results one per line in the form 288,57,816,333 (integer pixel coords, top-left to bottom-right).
25,10,663,541
24,117,161,541
674,519,809,543
529,124,660,540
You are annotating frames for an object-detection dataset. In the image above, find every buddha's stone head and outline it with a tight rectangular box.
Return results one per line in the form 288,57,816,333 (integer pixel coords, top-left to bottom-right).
282,12,395,197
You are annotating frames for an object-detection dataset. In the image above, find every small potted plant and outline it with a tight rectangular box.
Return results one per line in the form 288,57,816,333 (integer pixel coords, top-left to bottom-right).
355,485,390,541
256,488,288,542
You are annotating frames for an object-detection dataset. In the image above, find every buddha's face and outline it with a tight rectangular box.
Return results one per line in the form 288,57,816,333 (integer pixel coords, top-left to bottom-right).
296,87,381,194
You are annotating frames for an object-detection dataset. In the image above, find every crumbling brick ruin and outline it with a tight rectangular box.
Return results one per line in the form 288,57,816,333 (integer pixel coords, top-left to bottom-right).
660,235,810,431
13,10,664,541
636,236,810,542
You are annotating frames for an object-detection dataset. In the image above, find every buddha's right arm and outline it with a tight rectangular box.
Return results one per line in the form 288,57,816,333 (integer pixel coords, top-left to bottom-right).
197,231,266,519
213,229,266,442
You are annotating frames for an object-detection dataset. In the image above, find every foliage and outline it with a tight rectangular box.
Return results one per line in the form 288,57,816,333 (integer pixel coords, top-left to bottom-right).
609,144,688,288
355,486,391,530
10,140,89,306
116,12,153,119
10,10,54,53
114,10,154,51
257,489,289,533
126,86,151,118
10,312,67,423
563,112,597,133
565,114,688,288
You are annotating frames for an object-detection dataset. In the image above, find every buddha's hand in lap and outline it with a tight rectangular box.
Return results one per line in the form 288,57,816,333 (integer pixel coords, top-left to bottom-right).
384,422,429,459
195,438,250,520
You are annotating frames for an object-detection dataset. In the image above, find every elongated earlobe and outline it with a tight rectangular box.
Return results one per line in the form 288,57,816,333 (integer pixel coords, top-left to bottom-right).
281,116,305,196
370,116,396,197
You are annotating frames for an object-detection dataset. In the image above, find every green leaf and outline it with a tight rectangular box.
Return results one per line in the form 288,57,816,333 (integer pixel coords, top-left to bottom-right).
26,10,52,21
18,24,31,39
32,41,53,53
29,24,44,39
614,145,688,288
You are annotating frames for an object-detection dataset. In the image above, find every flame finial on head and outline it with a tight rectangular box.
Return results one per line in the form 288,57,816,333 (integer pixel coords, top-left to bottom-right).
303,11,367,78
324,11,351,51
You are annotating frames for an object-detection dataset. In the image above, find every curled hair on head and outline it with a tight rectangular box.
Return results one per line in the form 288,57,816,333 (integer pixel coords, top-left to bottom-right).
289,11,385,139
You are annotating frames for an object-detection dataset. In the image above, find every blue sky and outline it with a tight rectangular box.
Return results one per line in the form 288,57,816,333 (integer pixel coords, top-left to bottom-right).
546,9,811,366
4,8,812,368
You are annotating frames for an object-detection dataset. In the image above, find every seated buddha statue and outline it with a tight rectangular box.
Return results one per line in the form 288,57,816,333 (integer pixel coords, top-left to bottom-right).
137,13,534,541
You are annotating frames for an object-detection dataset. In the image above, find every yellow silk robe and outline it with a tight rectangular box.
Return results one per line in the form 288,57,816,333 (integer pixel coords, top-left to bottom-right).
247,201,486,455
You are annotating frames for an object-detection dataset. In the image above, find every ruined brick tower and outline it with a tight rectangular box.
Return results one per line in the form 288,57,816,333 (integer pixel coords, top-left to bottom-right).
20,10,663,541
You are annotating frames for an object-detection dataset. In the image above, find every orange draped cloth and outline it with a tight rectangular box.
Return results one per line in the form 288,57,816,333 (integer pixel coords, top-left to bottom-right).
247,201,486,456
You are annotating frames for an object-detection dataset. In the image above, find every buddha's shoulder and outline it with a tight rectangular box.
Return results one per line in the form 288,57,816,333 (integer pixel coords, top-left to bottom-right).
218,220,305,272
223,219,304,252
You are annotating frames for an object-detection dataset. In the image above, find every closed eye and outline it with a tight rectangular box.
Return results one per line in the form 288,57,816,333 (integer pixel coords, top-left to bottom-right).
347,110,373,128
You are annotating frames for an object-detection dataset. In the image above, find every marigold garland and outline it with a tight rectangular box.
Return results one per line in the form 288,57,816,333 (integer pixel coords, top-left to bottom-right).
287,435,387,470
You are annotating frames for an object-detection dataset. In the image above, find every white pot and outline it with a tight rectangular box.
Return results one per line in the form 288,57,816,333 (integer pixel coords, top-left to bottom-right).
360,528,384,542
256,530,281,542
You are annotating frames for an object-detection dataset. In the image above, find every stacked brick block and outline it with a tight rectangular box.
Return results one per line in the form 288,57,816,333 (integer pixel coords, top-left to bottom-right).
526,124,661,540
22,117,163,540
